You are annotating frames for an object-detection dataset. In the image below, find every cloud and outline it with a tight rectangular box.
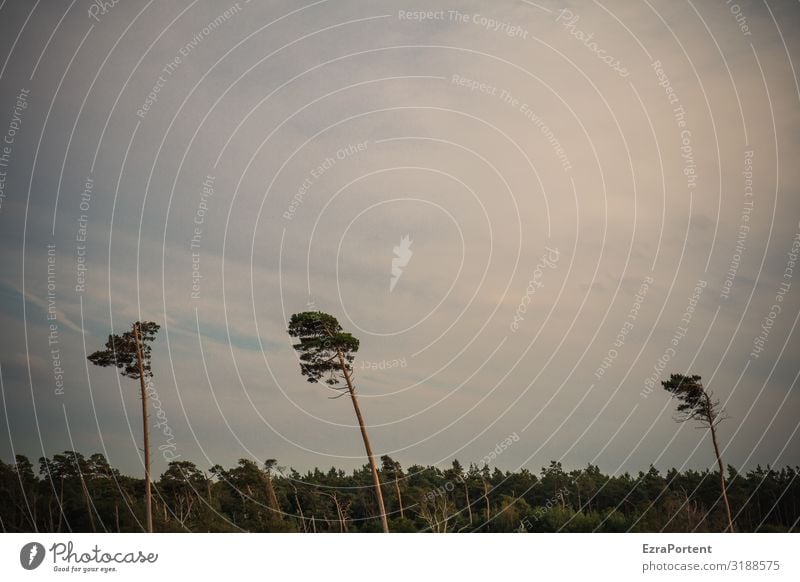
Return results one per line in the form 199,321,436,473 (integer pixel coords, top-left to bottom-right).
0,0,798,476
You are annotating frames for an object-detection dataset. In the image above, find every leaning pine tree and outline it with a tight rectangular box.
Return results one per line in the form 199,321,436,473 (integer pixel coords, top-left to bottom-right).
662,373,734,532
88,321,160,533
287,311,389,533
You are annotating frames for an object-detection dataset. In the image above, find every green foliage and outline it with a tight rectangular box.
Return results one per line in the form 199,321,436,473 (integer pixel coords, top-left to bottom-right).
661,373,721,426
1,453,799,533
287,312,358,387
87,321,160,380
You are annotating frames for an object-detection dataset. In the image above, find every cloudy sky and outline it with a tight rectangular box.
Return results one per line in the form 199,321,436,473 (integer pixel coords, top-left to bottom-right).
0,0,798,479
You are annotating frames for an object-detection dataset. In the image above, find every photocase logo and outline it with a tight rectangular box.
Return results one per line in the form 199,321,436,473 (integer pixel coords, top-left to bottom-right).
390,235,413,292
20,542,45,570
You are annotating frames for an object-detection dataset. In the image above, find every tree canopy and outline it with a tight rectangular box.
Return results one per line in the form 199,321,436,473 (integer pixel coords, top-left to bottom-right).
87,321,160,379
2,452,797,533
287,312,359,386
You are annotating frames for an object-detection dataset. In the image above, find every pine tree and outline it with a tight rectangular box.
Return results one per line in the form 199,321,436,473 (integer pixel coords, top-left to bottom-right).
287,311,389,532
88,321,160,532
662,373,734,532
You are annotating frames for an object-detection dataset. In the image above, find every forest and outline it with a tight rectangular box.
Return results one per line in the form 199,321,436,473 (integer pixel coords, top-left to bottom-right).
1,452,798,533
1,315,795,534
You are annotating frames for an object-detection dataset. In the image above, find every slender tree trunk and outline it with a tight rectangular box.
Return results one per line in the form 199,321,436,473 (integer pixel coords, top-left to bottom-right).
394,473,404,519
324,493,346,532
706,395,734,532
482,477,490,522
57,477,64,532
710,421,734,532
264,473,281,517
133,323,153,533
291,486,306,532
335,495,347,532
464,480,473,524
79,476,96,532
337,350,389,533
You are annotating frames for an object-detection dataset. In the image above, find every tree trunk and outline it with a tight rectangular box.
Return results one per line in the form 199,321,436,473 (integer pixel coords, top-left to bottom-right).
291,486,306,532
706,394,734,532
57,477,64,533
335,495,348,532
133,323,153,533
710,422,734,532
324,492,346,532
482,477,490,522
337,349,389,533
464,480,473,524
79,475,96,532
264,473,281,517
394,473,404,520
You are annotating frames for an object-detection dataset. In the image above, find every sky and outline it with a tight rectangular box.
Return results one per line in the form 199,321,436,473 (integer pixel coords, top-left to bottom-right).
0,0,798,480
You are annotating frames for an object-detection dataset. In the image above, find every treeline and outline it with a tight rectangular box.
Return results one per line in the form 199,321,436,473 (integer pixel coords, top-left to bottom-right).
1,452,797,532
75,317,779,533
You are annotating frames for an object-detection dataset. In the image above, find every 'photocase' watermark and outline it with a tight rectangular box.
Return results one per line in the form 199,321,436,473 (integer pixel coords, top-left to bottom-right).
87,0,121,23
510,247,560,332
145,379,180,462
390,235,413,292
555,9,629,77
19,542,45,570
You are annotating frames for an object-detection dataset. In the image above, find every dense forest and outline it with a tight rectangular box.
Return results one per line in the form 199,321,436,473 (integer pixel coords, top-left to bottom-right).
1,451,797,533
